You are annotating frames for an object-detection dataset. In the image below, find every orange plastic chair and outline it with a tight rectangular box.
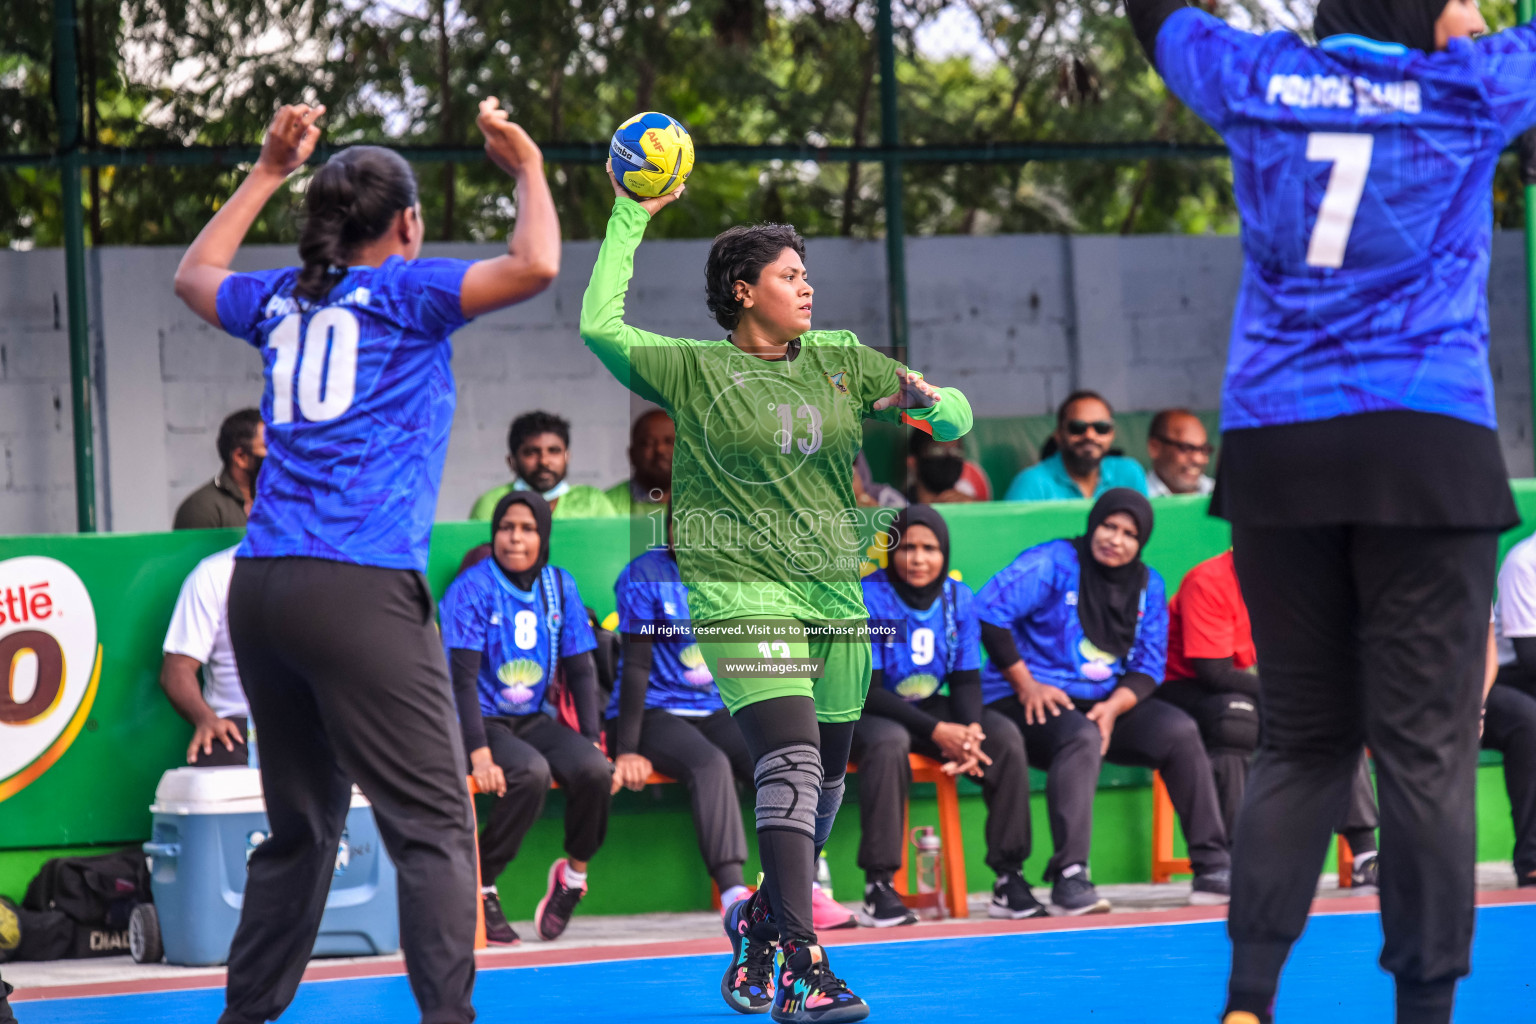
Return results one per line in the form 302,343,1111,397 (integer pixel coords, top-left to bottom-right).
1337,835,1354,888
877,754,969,918
1150,770,1191,883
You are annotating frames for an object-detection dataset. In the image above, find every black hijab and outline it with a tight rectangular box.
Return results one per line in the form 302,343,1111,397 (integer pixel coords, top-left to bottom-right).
886,504,950,611
1072,488,1154,660
1314,0,1449,53
490,490,553,591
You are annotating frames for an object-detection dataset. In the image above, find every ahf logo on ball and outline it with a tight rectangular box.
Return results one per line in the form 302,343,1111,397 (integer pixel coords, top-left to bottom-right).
0,556,101,803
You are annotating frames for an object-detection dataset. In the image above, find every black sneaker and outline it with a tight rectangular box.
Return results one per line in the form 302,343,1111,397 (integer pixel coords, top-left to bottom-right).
481,890,520,945
1050,865,1110,916
857,880,916,928
534,858,586,941
772,941,869,1023
1190,869,1231,905
1349,853,1379,895
722,892,777,1014
988,872,1048,919
0,977,15,1024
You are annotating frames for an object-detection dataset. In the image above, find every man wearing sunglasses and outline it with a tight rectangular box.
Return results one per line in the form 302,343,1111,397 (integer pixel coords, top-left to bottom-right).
1004,391,1149,502
1146,408,1216,498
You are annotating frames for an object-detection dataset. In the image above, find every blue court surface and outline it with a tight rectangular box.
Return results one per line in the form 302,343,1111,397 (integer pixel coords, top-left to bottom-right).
20,903,1535,1023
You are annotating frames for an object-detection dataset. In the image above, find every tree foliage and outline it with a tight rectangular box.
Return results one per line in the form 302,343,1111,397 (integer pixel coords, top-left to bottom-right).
0,0,1528,247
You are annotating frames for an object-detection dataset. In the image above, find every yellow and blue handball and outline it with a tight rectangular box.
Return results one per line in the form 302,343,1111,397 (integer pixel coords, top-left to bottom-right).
610,112,695,199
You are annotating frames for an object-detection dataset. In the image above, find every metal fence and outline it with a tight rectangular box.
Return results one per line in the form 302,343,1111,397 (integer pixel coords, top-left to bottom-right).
6,0,1536,530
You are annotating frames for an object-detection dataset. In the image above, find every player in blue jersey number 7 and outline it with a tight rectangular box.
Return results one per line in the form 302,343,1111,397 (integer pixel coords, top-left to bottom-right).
1124,1,1536,1023
173,99,560,1024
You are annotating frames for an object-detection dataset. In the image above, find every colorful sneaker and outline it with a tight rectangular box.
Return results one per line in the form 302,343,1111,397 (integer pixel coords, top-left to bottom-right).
857,879,916,927
988,872,1048,920
481,890,520,945
1050,864,1110,916
772,942,869,1023
1349,853,1380,895
721,893,777,1015
1190,869,1231,906
811,883,858,930
534,858,586,941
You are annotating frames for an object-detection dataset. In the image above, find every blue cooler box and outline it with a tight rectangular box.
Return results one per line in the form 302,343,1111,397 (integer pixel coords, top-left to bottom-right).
145,767,400,966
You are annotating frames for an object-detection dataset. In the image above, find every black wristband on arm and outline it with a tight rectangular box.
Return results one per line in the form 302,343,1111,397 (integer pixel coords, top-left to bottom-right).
980,620,1023,670
1191,656,1261,699
449,648,488,755
864,673,943,735
1125,0,1188,64
614,634,654,756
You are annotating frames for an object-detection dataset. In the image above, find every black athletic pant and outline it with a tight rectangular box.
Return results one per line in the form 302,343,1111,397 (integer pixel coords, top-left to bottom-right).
1155,679,1379,851
850,699,1031,879
606,708,752,891
478,713,612,884
989,693,1230,879
735,695,856,946
1483,665,1536,884
1229,526,1497,1024
222,558,477,1024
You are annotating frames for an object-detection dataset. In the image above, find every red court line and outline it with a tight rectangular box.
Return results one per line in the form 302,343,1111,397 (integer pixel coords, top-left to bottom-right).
14,888,1536,1004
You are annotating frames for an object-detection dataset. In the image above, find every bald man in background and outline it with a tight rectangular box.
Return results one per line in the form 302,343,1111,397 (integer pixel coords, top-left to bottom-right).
1146,409,1215,497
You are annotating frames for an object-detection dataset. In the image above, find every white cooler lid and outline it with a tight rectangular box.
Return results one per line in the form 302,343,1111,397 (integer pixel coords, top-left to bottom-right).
150,766,371,815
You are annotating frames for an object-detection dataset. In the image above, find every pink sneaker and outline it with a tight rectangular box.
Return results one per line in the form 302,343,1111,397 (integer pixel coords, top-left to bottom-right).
810,884,857,931
534,858,587,941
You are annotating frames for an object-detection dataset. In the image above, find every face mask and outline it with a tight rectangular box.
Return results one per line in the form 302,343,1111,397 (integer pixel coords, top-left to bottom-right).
917,453,964,494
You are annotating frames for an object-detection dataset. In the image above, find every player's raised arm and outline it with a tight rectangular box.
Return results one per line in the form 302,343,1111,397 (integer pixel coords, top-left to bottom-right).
578,166,691,404
457,98,561,318
173,103,324,328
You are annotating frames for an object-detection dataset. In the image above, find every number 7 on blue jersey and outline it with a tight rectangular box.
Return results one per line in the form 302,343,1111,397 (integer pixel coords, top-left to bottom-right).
1305,133,1375,270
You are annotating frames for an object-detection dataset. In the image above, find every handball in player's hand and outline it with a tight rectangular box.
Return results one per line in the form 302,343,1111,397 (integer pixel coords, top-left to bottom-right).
873,370,942,412
258,104,325,178
477,98,542,177
610,112,694,199
607,160,684,217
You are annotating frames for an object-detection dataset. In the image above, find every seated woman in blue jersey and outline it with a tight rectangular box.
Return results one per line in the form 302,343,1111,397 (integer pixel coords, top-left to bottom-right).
440,491,609,946
852,504,1044,926
978,488,1230,912
604,516,757,918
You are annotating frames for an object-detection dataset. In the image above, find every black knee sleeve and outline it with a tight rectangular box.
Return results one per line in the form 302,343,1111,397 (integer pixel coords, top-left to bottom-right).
753,742,823,837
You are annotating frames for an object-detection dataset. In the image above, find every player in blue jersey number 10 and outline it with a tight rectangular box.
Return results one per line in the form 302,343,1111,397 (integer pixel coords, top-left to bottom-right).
173,98,560,1024
1124,1,1536,1023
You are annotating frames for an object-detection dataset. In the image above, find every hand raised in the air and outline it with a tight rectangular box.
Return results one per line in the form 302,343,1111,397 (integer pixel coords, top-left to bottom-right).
256,104,325,178
478,98,543,178
873,370,942,412
608,160,685,217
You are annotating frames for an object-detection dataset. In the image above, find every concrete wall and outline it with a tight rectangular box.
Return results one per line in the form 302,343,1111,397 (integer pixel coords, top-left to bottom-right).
2,233,1532,535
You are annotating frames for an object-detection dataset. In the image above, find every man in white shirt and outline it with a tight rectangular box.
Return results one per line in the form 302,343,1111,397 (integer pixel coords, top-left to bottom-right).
1487,534,1536,887
161,546,250,767
1146,408,1216,497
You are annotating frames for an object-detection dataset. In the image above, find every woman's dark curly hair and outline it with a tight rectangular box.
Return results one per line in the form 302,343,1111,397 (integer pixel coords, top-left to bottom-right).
294,146,418,303
703,224,806,330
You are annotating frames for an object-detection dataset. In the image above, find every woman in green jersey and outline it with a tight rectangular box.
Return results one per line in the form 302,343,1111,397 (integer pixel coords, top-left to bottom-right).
581,167,971,1024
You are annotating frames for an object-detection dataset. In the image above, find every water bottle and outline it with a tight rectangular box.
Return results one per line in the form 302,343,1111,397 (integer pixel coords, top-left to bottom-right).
815,853,834,899
910,826,946,919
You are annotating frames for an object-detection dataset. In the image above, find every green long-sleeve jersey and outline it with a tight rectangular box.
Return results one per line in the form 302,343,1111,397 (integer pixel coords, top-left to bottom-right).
580,198,973,625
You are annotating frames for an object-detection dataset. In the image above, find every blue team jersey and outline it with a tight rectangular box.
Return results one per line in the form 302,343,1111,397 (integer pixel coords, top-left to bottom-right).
606,548,724,717
1156,10,1536,432
215,256,474,571
439,559,598,719
976,539,1167,705
861,570,981,703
